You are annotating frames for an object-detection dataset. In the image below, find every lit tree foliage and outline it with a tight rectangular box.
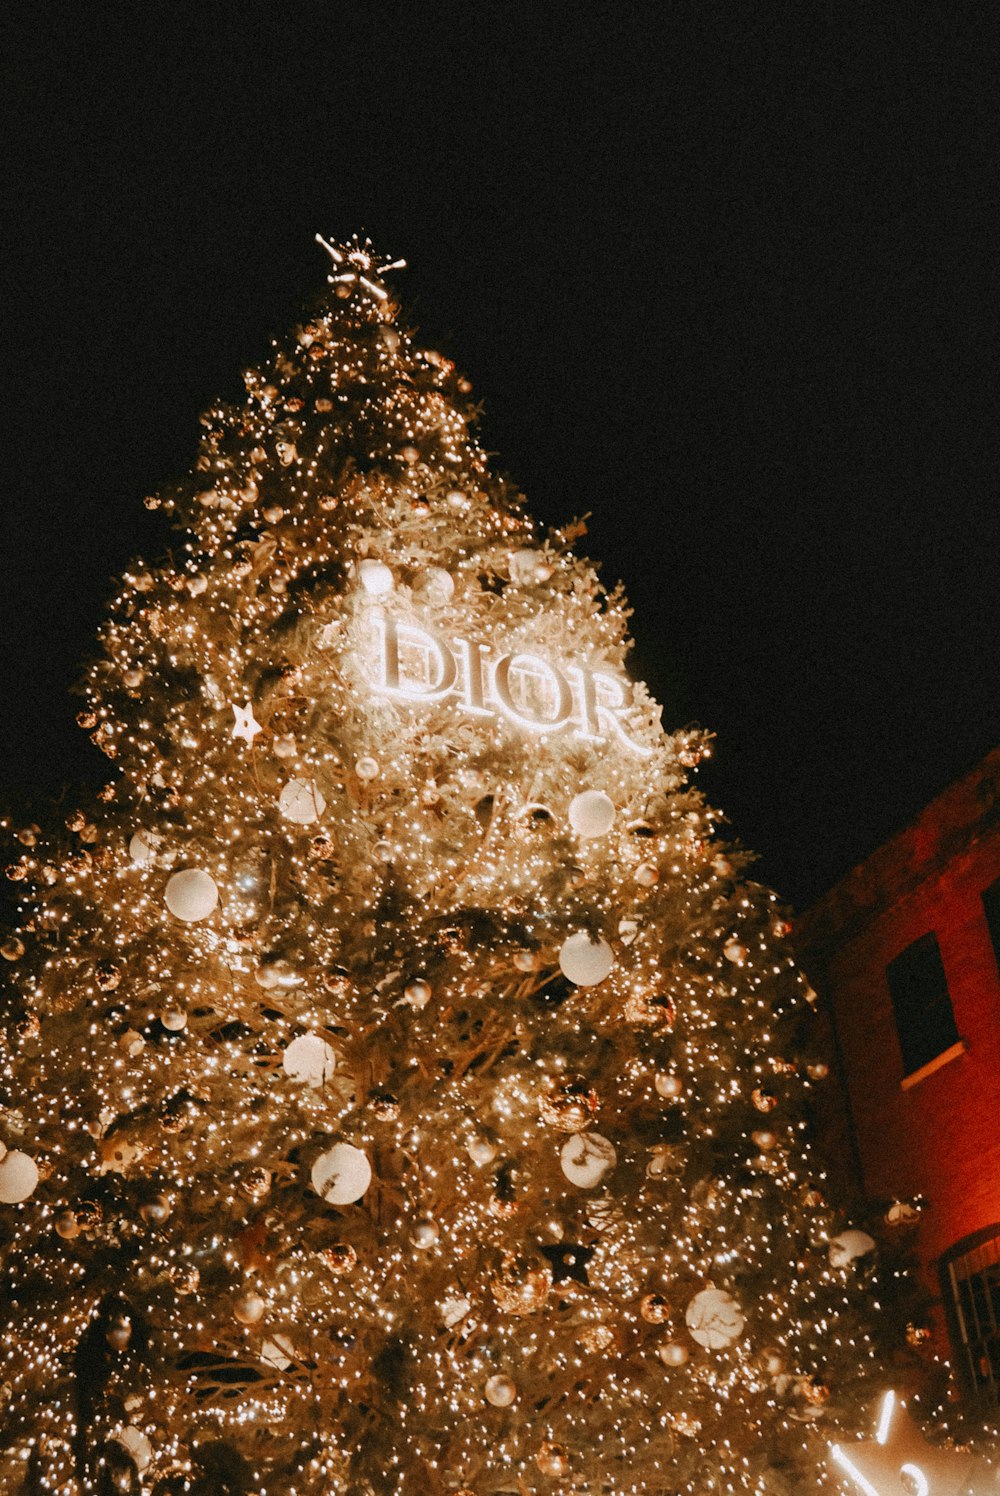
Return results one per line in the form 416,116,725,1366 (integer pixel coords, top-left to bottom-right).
0,239,943,1495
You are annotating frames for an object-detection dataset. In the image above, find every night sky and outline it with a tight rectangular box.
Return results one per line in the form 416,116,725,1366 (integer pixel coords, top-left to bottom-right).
3,8,998,910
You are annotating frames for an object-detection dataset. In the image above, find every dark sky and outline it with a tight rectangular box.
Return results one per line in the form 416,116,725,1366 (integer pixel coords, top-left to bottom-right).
3,6,998,910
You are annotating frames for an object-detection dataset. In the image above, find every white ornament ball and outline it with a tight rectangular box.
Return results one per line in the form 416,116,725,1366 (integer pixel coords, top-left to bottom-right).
466,1135,498,1167
159,1007,188,1032
113,1426,152,1473
658,1341,689,1367
278,779,326,825
484,1373,517,1407
421,566,455,603
355,756,380,782
128,830,159,867
260,1335,295,1370
0,1150,39,1204
828,1229,876,1268
233,1291,266,1325
165,868,218,922
685,1287,746,1350
560,1132,617,1189
559,931,614,987
283,1032,337,1087
358,558,394,596
413,1217,440,1250
655,1073,683,1099
311,1143,372,1204
403,978,432,1010
724,938,748,965
568,790,616,838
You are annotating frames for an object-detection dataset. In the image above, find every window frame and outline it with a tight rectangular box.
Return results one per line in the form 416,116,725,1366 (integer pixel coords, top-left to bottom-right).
940,1224,1000,1416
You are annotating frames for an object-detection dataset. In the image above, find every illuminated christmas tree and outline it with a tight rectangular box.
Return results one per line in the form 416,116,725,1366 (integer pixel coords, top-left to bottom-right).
0,237,982,1495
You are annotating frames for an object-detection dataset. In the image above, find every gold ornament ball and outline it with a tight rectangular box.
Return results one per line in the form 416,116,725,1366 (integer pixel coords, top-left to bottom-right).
370,1091,400,1122
55,1210,80,1240
321,1243,358,1275
170,1265,200,1295
535,1442,570,1477
484,1374,516,1407
241,1166,272,1202
800,1376,831,1407
640,1293,670,1324
752,1129,778,1151
655,1072,683,1099
724,938,748,964
758,1347,785,1377
752,1088,778,1113
539,1075,600,1132
490,1255,552,1316
105,1317,133,1351
95,960,122,992
1,937,25,962
140,1193,172,1225
579,1323,616,1353
513,949,538,972
234,1291,266,1325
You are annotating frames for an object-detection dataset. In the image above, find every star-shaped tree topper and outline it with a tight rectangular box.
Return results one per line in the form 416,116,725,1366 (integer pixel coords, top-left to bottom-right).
831,1391,996,1496
315,233,406,302
231,701,262,746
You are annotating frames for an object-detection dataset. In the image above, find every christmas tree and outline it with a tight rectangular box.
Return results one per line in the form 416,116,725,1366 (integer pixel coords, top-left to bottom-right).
0,236,976,1496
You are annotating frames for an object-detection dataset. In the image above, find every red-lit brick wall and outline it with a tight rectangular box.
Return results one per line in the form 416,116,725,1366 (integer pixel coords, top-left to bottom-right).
797,748,1000,1343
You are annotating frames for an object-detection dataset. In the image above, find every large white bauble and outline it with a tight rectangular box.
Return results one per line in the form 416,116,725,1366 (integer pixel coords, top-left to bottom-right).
311,1143,372,1204
420,566,455,603
685,1287,746,1349
358,558,394,596
828,1229,876,1268
260,1335,295,1370
560,1132,617,1189
0,1150,39,1203
559,931,614,987
113,1426,152,1472
568,790,616,838
283,1032,337,1087
165,868,218,922
128,830,159,867
278,778,326,825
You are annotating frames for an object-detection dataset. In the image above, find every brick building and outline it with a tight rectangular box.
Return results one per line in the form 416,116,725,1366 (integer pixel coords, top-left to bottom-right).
796,747,1000,1417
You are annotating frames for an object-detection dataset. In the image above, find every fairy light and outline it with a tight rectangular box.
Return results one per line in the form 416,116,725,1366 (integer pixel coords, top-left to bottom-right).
0,235,981,1496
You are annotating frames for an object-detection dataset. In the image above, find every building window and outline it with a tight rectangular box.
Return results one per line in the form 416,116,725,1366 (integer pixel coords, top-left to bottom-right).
942,1227,1000,1415
885,932,959,1078
981,875,1000,969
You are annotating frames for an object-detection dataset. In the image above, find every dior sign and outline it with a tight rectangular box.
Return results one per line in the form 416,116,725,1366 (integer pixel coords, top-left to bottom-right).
364,613,652,757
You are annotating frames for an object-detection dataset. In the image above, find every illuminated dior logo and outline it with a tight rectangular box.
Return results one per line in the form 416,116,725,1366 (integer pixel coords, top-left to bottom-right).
367,613,652,757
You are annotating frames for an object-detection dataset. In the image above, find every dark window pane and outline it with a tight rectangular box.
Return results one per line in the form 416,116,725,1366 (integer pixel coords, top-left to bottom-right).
981,876,1000,969
885,931,959,1076
944,1229,1000,1415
